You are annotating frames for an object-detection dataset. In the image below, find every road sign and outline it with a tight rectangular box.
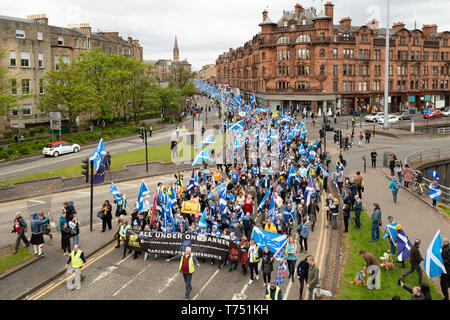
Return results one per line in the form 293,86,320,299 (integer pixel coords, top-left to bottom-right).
424,109,432,114
49,112,61,130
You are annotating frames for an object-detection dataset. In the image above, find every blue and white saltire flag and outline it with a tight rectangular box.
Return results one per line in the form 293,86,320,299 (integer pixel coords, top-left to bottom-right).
429,184,441,200
283,206,296,223
299,118,306,128
136,181,149,212
258,185,273,211
186,169,196,194
300,125,307,139
268,195,277,226
312,141,320,150
331,172,338,188
292,124,300,136
199,208,208,231
200,135,215,146
251,227,288,255
110,182,123,201
397,229,412,262
304,176,314,206
384,221,399,241
89,138,107,171
424,230,447,278
251,92,257,105
287,165,297,187
228,120,244,131
192,149,212,166
219,187,227,212
299,144,307,156
237,95,243,106
428,170,441,180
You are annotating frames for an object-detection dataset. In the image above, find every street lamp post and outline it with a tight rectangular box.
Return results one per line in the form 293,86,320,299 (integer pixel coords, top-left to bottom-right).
383,0,390,129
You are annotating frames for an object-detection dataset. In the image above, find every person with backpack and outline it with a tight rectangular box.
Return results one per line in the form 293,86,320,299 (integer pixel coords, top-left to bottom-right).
68,215,80,248
389,178,401,204
11,212,30,254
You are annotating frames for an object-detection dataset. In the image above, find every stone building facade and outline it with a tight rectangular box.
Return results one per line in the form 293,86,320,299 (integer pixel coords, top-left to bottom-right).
154,36,191,86
215,2,450,115
197,64,217,81
0,14,143,129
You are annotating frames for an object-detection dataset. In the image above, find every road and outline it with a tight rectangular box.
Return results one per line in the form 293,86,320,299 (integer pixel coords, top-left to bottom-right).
0,96,217,182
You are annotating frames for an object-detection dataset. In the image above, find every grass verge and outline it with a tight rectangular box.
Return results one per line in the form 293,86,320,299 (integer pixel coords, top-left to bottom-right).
438,204,450,218
338,210,443,300
0,246,34,274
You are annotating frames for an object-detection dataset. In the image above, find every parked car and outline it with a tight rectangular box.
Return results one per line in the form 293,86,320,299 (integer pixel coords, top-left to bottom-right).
424,110,443,119
365,112,384,122
443,109,450,117
378,115,400,125
399,111,413,120
42,141,80,157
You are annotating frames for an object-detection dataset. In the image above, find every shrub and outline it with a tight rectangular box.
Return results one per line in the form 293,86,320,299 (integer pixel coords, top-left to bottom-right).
3,130,14,139
0,150,8,160
7,148,16,156
18,145,31,155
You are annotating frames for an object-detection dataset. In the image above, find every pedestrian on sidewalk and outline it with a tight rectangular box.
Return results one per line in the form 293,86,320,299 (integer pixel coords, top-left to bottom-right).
307,199,319,232
359,250,381,289
384,216,398,255
356,171,364,199
30,212,50,256
370,203,381,242
149,126,153,137
119,220,130,259
38,210,53,240
166,247,200,300
297,217,309,252
100,200,112,232
403,164,413,188
430,179,440,207
287,235,298,283
441,238,449,300
330,198,339,230
354,195,362,229
358,132,364,147
394,160,403,184
370,150,377,168
65,245,86,290
60,222,71,255
248,239,261,285
389,178,401,204
296,255,310,299
400,239,423,285
11,212,30,253
69,215,80,247
365,130,371,144
343,200,351,233
389,153,397,176
306,256,319,300
261,246,274,289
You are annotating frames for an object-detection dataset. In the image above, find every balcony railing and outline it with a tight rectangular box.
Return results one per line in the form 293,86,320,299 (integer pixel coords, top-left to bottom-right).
424,40,440,48
264,87,323,94
373,38,396,46
311,37,331,44
334,36,356,44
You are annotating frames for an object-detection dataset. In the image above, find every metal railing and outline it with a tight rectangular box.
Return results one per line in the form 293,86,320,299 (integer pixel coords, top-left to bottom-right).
405,148,450,205
437,127,450,135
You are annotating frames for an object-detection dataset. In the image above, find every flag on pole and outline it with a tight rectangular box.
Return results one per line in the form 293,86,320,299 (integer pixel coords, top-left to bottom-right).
199,208,208,231
200,135,215,146
287,165,296,187
228,120,244,131
89,139,107,170
300,125,307,139
250,227,288,254
429,184,441,200
93,155,109,185
424,230,447,278
110,182,123,201
268,195,277,226
304,176,314,206
428,170,440,180
192,149,212,166
258,185,273,211
219,187,227,212
384,221,399,242
396,229,412,262
251,92,257,105
136,181,149,212
186,169,196,194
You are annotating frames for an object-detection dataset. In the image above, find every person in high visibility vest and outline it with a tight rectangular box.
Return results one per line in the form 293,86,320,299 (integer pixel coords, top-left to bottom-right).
248,239,261,285
65,245,86,290
166,247,200,300
119,220,130,260
265,280,282,300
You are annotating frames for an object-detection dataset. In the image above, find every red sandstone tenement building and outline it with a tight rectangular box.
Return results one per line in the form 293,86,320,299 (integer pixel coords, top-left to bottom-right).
215,2,450,115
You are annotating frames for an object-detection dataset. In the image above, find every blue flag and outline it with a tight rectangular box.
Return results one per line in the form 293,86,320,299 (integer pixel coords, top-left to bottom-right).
228,120,244,131
251,227,287,255
199,208,208,231
428,170,440,180
250,92,257,105
396,229,412,262
304,176,314,206
110,182,123,201
287,165,296,188
192,149,212,166
89,139,106,171
268,195,277,226
258,185,272,211
424,230,447,278
136,181,149,212
93,155,109,185
429,184,441,200
384,221,399,242
186,169,197,194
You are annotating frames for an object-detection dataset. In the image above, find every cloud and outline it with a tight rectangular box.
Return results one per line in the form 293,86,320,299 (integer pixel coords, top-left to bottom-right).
2,0,450,71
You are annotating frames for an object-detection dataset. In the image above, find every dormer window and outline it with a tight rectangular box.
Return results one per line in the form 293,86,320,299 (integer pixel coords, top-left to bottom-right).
283,21,288,27
302,18,307,26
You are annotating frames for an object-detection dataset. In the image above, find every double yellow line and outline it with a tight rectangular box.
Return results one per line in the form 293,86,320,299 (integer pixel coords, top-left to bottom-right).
303,193,328,300
27,246,116,300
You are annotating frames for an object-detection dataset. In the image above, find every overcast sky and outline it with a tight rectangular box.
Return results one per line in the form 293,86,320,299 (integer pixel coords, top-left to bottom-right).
3,0,450,71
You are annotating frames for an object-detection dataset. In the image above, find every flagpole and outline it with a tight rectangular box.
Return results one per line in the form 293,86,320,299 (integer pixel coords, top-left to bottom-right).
90,159,94,232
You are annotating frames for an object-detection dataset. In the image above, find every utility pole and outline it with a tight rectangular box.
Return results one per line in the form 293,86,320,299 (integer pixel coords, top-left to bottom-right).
140,127,148,173
90,159,94,232
383,0,390,129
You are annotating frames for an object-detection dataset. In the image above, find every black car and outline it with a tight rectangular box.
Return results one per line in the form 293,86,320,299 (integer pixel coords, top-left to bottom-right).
399,112,413,120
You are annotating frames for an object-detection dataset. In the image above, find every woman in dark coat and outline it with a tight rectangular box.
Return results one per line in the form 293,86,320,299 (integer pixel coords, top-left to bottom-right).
101,200,112,232
261,246,274,289
60,222,71,255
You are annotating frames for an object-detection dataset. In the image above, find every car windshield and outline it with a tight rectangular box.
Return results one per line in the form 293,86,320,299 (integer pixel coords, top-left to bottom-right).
46,144,57,148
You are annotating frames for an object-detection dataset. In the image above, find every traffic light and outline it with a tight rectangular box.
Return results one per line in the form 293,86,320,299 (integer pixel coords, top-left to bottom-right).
81,158,89,183
139,127,146,143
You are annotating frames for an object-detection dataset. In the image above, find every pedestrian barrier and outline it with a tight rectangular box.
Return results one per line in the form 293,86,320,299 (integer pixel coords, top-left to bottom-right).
405,148,450,205
437,127,450,135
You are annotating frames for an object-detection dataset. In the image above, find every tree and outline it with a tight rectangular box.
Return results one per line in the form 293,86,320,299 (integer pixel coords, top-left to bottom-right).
129,61,159,123
39,59,96,135
0,49,19,118
172,63,193,91
181,81,197,97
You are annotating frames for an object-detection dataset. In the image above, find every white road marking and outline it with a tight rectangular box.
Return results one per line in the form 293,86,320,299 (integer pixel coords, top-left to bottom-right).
158,271,179,294
76,191,90,195
89,266,118,286
193,269,220,300
28,200,46,204
232,283,248,300
116,254,132,265
120,184,140,188
112,262,152,296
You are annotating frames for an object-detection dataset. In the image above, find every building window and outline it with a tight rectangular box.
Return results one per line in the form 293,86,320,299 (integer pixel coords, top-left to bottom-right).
38,53,43,68
320,33,325,40
55,55,60,70
21,80,30,95
298,48,309,59
333,65,338,76
10,51,16,67
58,37,64,46
400,37,406,45
75,39,79,48
276,36,290,45
333,81,337,92
295,35,311,43
361,34,368,43
39,79,44,95
413,37,419,46
11,107,18,116
301,18,306,26
320,49,325,57
81,39,87,49
374,50,381,60
23,104,32,116
320,65,325,75
11,79,17,95
333,48,338,59
20,52,30,67
37,32,43,41
16,29,25,38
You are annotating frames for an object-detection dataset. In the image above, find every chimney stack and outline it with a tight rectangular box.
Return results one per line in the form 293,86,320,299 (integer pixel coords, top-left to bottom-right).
27,14,48,25
324,2,334,21
69,23,92,37
262,9,268,21
422,24,438,38
295,3,304,19
339,17,352,30
393,22,405,33
368,19,379,31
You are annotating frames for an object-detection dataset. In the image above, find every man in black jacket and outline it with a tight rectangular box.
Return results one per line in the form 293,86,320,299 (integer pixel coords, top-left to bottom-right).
296,255,310,300
441,238,450,300
242,212,255,240
11,212,30,253
400,239,423,285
